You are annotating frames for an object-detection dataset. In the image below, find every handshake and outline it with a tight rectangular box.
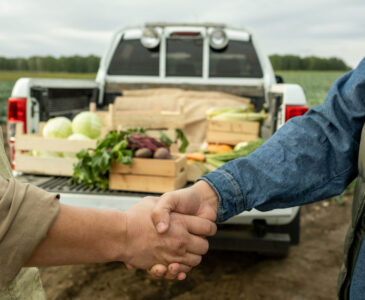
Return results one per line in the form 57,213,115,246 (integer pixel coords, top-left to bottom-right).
122,180,218,280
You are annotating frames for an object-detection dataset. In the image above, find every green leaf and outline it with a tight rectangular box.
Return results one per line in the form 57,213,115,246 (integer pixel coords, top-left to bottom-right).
71,129,133,189
176,129,189,153
121,155,133,164
160,132,173,146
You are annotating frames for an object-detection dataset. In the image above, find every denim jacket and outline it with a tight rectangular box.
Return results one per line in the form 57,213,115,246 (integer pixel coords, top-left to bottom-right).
202,58,365,223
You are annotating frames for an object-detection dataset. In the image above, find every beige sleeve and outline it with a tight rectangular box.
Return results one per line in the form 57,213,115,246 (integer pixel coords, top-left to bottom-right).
0,177,60,289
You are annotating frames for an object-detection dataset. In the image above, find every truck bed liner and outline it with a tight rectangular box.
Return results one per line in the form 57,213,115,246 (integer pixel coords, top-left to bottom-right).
19,175,158,198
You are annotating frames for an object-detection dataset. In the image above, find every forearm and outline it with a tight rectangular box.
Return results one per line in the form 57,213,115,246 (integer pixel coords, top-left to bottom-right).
26,204,127,267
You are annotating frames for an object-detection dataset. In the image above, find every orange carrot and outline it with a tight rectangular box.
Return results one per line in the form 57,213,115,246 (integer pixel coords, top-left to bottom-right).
186,152,206,162
206,144,233,153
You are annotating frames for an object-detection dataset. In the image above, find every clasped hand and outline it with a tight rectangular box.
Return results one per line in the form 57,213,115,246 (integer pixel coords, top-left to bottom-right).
123,180,218,280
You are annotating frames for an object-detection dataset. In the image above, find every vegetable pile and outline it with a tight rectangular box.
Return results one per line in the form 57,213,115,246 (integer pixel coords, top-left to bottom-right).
205,139,266,168
38,112,102,158
43,112,102,140
185,139,265,172
206,106,267,122
71,129,188,189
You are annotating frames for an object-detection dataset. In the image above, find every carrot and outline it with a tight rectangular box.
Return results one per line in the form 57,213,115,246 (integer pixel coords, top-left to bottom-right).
186,152,206,162
206,144,233,153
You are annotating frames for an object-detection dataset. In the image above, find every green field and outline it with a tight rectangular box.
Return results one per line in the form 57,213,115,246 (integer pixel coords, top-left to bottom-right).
0,70,347,124
278,70,347,107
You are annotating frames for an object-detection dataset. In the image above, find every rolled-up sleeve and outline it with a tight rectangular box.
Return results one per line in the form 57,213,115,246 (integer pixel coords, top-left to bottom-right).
0,177,60,289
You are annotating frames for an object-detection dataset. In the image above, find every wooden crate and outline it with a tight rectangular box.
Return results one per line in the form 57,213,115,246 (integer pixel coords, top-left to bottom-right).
109,155,187,193
206,119,260,145
14,124,96,176
90,103,185,132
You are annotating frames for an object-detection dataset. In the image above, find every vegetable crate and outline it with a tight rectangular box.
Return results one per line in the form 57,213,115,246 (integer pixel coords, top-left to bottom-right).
90,103,185,132
109,155,187,193
206,119,260,145
14,123,96,176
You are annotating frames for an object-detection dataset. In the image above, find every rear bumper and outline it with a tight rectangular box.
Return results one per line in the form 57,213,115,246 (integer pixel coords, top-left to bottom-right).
224,207,299,226
209,231,290,255
60,192,298,254
59,192,299,226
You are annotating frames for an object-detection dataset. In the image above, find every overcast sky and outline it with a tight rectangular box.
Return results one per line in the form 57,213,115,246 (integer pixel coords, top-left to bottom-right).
0,0,364,67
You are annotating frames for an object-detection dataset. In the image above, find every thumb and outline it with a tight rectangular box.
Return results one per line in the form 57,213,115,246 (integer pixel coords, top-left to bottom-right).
151,193,178,234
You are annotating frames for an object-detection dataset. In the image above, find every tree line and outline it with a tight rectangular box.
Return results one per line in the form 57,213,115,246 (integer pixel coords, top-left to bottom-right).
0,55,100,73
0,54,350,73
269,55,350,71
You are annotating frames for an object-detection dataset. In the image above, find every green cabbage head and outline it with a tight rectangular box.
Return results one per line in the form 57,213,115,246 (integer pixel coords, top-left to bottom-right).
72,112,102,139
63,133,91,158
43,117,73,139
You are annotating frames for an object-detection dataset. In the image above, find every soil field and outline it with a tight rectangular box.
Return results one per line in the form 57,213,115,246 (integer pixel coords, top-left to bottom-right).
40,195,352,300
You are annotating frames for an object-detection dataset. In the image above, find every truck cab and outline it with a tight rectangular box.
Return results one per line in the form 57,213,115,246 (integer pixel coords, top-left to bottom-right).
8,23,309,255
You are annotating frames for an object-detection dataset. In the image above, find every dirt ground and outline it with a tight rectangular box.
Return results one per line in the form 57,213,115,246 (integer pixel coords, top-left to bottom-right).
40,196,352,300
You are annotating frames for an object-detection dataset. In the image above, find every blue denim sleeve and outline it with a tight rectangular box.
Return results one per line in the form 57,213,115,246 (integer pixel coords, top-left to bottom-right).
202,58,365,222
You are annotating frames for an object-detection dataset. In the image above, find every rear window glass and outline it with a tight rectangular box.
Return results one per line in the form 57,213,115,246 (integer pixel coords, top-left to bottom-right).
166,38,203,77
209,40,263,78
108,39,159,76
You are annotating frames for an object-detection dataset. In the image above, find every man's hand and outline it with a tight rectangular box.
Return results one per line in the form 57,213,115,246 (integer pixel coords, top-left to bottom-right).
147,180,219,279
122,196,217,270
151,180,219,233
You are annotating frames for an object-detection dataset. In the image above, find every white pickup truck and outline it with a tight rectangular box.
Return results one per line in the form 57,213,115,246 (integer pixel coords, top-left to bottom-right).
8,23,308,255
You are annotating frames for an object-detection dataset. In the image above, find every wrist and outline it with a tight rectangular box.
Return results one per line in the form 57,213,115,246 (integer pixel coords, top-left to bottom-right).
193,180,218,214
101,210,129,263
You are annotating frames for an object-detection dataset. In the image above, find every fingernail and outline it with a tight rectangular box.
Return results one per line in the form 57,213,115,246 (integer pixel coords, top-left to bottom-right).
156,222,166,232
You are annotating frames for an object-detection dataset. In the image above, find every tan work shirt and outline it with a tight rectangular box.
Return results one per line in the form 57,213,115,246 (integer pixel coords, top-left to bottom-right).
0,127,60,289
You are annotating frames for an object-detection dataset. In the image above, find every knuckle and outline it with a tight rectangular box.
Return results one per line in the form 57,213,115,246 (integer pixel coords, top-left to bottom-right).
176,239,187,251
192,255,202,267
150,209,159,221
210,223,217,236
203,222,212,235
201,240,209,255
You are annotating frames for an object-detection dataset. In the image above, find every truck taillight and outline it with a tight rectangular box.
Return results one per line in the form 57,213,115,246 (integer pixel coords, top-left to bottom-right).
285,105,309,122
8,97,27,133
8,97,27,169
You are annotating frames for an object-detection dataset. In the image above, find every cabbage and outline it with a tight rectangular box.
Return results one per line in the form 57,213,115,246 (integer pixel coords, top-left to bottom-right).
72,112,102,139
63,133,91,158
32,150,63,158
43,117,72,139
68,133,91,141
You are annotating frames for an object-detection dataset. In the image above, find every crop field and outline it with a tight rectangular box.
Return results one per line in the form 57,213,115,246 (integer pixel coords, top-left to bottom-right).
279,70,347,107
0,70,347,124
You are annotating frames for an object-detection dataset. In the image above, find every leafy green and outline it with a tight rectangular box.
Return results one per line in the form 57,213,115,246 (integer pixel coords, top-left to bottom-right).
70,131,133,189
71,128,190,189
176,129,189,153
159,129,189,153
160,132,173,147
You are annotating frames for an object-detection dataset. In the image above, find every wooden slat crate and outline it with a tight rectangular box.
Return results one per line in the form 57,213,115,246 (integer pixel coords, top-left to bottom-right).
90,103,185,132
109,155,187,193
206,119,260,145
14,124,96,176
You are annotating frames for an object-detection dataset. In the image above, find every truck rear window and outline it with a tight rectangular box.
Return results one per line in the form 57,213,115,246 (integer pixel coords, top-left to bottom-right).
108,39,159,76
209,40,263,78
166,38,203,77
